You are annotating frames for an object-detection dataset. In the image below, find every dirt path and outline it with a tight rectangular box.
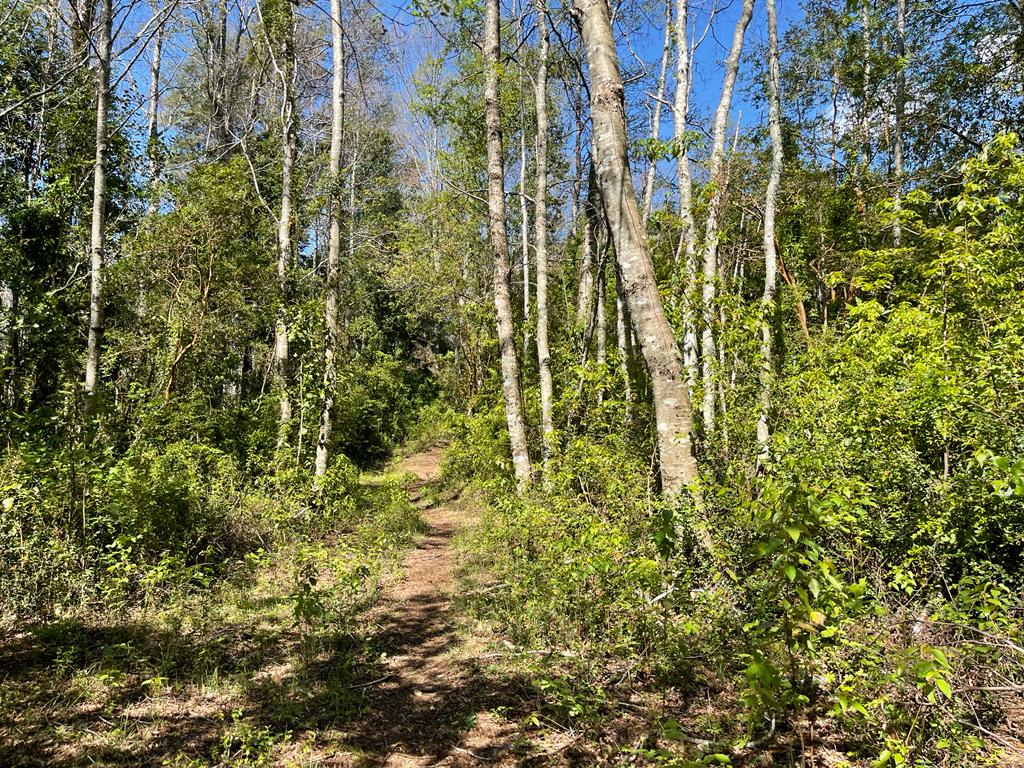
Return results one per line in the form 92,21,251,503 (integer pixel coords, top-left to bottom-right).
337,446,533,767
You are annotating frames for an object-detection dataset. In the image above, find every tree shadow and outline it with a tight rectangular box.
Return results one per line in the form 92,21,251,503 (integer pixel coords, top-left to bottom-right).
0,516,545,766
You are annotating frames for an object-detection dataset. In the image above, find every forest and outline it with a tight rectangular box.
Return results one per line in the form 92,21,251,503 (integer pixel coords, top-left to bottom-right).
0,0,1023,763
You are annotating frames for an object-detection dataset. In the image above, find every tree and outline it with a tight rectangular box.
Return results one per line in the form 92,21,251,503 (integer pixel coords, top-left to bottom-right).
484,0,533,489
698,0,754,434
315,0,345,478
758,0,784,447
84,0,113,411
261,0,299,445
534,0,554,469
572,0,699,495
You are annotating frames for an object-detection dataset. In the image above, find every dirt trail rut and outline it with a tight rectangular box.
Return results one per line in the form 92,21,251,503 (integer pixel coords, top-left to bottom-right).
339,446,529,767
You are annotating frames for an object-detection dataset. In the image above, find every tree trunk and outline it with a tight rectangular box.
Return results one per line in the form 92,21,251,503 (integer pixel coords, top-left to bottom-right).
146,0,165,200
673,0,698,389
518,14,531,354
534,0,554,467
854,0,871,213
641,0,672,223
270,0,298,446
84,0,112,411
574,0,699,495
757,0,783,448
577,167,598,332
484,0,533,490
615,265,633,410
893,0,906,246
315,0,344,478
698,0,754,434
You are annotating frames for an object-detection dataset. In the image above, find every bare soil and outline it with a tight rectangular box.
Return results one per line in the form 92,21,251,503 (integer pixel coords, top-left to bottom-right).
331,445,541,766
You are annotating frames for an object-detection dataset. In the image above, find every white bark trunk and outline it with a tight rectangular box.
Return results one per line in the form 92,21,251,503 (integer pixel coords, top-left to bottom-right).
674,0,698,390
698,0,754,434
315,0,344,478
757,0,783,447
574,0,700,495
641,0,672,223
146,0,164,199
272,0,298,445
893,0,905,247
534,0,554,467
485,0,533,490
84,0,112,410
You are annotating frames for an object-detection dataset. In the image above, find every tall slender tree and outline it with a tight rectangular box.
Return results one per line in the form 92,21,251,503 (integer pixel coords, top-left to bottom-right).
315,0,345,478
641,0,672,223
484,0,533,489
893,0,906,246
84,0,113,411
263,0,298,444
534,0,554,468
758,0,783,447
698,0,754,433
674,0,699,388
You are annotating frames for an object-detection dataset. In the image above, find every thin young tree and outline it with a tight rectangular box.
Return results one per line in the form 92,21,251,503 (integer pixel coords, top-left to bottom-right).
674,0,699,388
534,0,554,467
84,0,113,411
262,0,299,444
893,0,906,246
698,0,754,433
315,0,345,478
573,0,700,495
757,0,783,447
484,0,533,489
641,0,672,222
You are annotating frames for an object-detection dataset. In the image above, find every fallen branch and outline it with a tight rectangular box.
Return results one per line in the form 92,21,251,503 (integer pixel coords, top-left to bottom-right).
348,674,392,689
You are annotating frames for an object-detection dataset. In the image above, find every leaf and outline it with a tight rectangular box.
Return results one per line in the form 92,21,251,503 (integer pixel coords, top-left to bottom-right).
808,577,821,599
785,564,797,582
935,678,952,699
785,525,802,542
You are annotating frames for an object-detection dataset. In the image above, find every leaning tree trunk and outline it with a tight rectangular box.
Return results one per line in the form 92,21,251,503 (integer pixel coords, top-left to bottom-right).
757,0,784,448
698,0,754,434
573,0,700,496
84,0,112,411
315,0,344,478
674,0,699,389
484,0,533,490
641,0,672,223
534,0,554,467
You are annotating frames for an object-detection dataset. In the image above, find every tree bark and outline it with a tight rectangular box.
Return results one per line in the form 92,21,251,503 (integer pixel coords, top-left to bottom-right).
534,0,554,467
615,265,633,410
146,0,165,200
268,0,298,446
673,0,699,389
518,13,531,354
84,0,112,411
854,0,871,213
484,0,533,490
574,0,699,495
893,0,906,246
577,167,598,332
758,0,783,447
698,0,754,434
641,0,672,223
315,0,344,478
